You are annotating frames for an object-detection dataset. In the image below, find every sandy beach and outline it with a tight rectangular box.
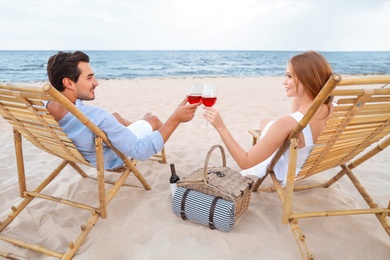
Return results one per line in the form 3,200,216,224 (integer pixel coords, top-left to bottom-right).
0,77,389,259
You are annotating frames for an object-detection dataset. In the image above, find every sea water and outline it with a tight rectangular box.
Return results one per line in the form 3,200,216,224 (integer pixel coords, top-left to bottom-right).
0,50,389,83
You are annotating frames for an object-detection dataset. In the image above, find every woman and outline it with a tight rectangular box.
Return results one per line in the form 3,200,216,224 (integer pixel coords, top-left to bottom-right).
203,51,333,185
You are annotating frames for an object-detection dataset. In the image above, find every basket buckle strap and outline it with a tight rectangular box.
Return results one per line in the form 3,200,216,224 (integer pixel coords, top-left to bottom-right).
209,196,221,230
180,189,191,220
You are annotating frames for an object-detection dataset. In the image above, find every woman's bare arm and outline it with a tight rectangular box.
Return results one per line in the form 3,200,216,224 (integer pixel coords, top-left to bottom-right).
203,107,296,169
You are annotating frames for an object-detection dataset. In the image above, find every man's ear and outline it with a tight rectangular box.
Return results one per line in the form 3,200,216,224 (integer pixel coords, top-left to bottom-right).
62,78,75,90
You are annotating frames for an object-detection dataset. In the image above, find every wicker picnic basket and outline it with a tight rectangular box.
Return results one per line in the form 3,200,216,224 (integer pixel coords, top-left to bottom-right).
177,145,254,221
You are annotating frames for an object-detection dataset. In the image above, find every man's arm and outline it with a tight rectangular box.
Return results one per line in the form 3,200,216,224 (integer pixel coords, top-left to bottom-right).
102,97,199,162
158,97,200,142
46,101,69,122
112,112,131,126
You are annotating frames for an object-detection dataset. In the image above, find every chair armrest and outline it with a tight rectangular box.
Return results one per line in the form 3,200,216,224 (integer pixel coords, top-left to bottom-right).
248,129,261,146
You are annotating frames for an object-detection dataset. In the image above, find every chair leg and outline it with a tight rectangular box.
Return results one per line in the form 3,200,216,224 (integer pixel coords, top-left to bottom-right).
289,219,314,260
160,146,167,164
13,129,26,198
148,147,167,164
252,173,269,192
0,161,69,258
63,164,133,259
270,172,314,259
0,250,27,260
0,234,63,258
0,160,68,233
282,138,299,224
95,137,107,219
123,158,151,190
62,213,100,260
342,165,390,236
386,201,390,227
68,161,89,178
323,167,347,188
1,158,132,259
326,136,390,189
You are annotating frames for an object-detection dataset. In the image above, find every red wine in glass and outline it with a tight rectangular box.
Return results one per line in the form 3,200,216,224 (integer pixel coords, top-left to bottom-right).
201,84,217,127
188,83,203,104
188,95,202,104
202,97,217,107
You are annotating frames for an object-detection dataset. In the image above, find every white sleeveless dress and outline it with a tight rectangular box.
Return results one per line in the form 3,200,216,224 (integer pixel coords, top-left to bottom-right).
240,112,314,186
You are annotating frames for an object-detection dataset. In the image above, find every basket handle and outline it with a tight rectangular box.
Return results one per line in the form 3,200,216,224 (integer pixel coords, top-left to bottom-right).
203,145,227,182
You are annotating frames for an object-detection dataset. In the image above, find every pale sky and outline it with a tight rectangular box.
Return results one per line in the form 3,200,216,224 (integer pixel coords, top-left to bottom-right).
0,0,389,51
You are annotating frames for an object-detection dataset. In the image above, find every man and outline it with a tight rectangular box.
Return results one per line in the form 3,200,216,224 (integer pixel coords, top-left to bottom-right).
46,51,200,170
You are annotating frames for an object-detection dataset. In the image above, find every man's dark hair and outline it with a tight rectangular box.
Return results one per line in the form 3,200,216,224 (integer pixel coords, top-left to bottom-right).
47,51,90,91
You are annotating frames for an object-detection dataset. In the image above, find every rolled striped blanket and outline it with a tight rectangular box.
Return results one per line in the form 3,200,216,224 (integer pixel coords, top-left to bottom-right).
172,187,235,232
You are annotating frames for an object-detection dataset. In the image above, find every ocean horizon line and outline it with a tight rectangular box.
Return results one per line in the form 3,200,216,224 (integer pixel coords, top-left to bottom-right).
3,74,389,86
1,50,389,83
1,49,390,52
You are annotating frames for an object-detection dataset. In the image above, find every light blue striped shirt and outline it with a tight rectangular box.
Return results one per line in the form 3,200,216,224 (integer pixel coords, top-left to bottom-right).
59,100,164,170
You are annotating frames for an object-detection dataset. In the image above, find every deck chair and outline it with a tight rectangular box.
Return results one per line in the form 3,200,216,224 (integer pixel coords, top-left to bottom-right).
248,74,390,259
0,83,166,259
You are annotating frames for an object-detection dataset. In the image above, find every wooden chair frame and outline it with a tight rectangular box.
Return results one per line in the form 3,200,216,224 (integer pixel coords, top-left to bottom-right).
249,74,390,259
0,83,166,259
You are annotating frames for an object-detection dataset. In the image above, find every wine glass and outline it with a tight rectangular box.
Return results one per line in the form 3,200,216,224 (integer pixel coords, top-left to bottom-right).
201,84,217,127
187,83,203,104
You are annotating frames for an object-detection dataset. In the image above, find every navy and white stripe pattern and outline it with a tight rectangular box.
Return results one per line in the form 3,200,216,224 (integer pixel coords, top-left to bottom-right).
172,187,235,232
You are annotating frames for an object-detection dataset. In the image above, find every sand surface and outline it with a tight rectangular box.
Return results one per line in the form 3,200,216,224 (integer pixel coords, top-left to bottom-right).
1,77,389,259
